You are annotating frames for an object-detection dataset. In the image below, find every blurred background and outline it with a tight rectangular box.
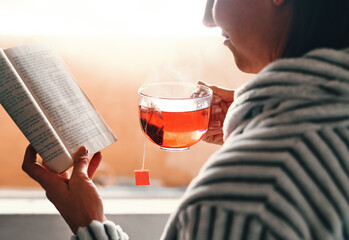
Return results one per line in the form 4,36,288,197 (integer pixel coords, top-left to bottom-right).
0,0,254,194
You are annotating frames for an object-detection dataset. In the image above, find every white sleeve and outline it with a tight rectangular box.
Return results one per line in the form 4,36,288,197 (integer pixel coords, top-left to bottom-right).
71,220,129,240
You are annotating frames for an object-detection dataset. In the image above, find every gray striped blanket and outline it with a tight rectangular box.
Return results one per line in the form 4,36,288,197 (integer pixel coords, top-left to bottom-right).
161,47,349,240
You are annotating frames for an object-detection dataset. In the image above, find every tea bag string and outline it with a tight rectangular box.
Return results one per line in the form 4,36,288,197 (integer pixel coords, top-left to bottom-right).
142,127,147,170
142,103,152,170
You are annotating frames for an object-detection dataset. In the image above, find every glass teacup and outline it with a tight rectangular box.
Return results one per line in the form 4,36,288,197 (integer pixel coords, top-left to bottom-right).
138,82,213,151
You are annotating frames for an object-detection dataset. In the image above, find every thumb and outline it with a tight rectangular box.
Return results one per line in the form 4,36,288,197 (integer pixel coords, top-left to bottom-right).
197,80,210,88
72,146,89,179
198,80,220,94
200,80,234,101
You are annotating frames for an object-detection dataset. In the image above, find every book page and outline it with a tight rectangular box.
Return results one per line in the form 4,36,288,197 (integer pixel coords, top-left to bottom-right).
0,49,73,172
5,44,117,157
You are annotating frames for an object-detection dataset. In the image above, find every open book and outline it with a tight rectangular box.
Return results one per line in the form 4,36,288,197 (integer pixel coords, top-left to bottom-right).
0,43,117,173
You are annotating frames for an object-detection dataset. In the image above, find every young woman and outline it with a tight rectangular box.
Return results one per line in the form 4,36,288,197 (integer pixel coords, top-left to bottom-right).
22,0,349,239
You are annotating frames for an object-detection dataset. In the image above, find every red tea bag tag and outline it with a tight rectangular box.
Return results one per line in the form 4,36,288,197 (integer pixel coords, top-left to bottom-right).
134,169,150,185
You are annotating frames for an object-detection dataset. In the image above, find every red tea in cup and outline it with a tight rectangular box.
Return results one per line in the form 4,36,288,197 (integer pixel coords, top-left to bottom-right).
138,82,212,151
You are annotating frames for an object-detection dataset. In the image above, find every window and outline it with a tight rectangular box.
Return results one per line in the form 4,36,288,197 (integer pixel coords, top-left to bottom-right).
0,0,252,194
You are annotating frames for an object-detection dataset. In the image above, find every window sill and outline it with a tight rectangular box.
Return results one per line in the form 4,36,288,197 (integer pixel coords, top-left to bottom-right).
0,188,181,215
0,189,179,240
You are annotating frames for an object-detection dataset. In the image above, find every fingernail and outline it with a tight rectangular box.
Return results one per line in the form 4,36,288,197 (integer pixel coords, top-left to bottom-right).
213,95,221,104
78,146,88,156
213,107,222,114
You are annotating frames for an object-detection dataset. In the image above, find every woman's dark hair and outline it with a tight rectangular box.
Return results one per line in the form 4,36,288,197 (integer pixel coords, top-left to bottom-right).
282,0,349,58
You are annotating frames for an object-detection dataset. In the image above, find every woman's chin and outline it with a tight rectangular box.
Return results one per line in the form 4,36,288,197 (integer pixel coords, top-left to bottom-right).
233,54,266,74
232,57,259,74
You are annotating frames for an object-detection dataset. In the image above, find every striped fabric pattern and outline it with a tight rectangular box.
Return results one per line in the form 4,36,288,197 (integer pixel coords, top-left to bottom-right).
71,220,129,240
161,48,349,240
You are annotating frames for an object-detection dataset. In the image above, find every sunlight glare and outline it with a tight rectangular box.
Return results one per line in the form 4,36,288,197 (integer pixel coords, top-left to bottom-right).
0,0,219,36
